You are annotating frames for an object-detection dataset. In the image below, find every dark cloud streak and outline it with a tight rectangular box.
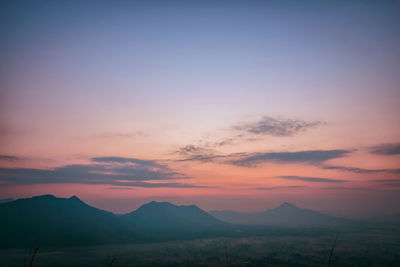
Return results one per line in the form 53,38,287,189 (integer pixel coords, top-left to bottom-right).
175,147,351,167
370,143,400,155
0,157,207,188
234,116,323,137
174,145,219,163
0,155,20,161
323,166,400,174
92,157,160,167
229,150,350,167
254,185,305,190
279,175,345,183
372,179,400,187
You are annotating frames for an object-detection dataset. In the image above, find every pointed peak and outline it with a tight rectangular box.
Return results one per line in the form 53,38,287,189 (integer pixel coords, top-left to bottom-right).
68,195,87,206
69,195,81,201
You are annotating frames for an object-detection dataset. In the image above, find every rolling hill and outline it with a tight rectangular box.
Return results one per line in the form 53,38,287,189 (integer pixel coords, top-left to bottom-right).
121,201,230,240
0,195,133,248
209,202,349,226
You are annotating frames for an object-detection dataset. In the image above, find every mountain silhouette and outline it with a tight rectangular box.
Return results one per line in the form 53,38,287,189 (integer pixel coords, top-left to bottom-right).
209,202,349,226
124,201,224,228
0,195,353,248
122,201,229,241
0,195,230,248
0,195,132,248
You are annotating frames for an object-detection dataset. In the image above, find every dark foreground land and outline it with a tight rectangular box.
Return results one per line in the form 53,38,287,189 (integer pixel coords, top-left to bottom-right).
1,226,399,267
1,196,399,266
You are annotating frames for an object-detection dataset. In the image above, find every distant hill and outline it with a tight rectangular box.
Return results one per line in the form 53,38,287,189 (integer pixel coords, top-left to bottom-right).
0,195,133,248
121,201,229,240
209,202,349,226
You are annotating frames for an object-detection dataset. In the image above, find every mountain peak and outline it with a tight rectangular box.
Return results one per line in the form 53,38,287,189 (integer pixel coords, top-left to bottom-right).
32,194,56,200
277,202,298,209
134,201,177,213
143,201,176,207
124,200,224,229
137,201,203,212
69,195,81,201
69,195,86,204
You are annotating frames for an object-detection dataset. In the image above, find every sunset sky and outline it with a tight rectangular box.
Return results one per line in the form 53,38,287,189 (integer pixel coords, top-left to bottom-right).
1,0,399,218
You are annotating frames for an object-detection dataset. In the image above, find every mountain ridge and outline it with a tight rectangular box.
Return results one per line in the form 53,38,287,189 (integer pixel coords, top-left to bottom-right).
5,195,390,248
209,202,350,226
0,195,229,247
0,194,131,248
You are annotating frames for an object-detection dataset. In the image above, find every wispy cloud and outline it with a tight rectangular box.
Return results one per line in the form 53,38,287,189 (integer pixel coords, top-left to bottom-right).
175,147,351,168
372,179,400,187
95,131,146,139
234,116,323,137
323,166,400,174
174,145,220,162
323,186,377,191
278,175,345,183
0,155,20,161
92,156,160,167
108,186,135,190
254,185,305,190
108,181,209,188
0,156,208,188
370,143,400,155
372,179,400,183
181,116,325,151
379,183,400,187
229,150,350,167
173,116,327,166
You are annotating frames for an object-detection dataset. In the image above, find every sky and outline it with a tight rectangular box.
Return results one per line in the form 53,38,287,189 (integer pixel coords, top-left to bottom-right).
0,0,399,218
